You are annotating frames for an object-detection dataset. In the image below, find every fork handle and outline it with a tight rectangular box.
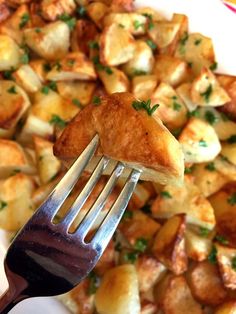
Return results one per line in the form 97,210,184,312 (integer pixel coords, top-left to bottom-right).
0,288,25,314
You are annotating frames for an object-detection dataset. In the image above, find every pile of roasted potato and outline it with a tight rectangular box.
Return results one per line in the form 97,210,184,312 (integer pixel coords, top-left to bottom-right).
0,0,236,313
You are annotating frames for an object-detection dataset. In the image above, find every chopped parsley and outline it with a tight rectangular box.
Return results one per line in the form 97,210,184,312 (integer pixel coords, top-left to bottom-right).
227,192,236,205
35,28,41,33
41,86,50,95
194,38,202,45
160,191,172,199
173,100,182,111
124,251,139,263
122,210,133,220
200,84,212,103
132,69,147,76
134,238,148,252
3,70,14,80
115,242,122,252
87,271,100,295
227,135,236,144
88,41,99,50
59,14,76,30
67,59,75,67
19,13,30,29
146,39,157,50
0,200,7,211
92,55,113,75
133,20,144,30
132,99,159,116
43,63,52,72
20,53,29,64
48,81,57,92
142,13,154,30
55,61,62,71
49,115,67,128
208,245,217,264
187,109,200,118
199,139,208,147
205,162,215,171
72,98,82,108
180,32,189,45
92,95,101,105
232,256,236,272
118,23,125,28
77,5,86,17
204,110,218,125
141,204,151,214
210,62,218,71
7,86,17,94
199,227,211,237
184,165,195,174
215,234,229,245
172,128,182,138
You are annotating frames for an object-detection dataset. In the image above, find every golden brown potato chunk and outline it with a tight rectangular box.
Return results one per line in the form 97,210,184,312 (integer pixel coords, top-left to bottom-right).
187,261,227,306
40,0,76,21
54,92,184,184
218,74,236,121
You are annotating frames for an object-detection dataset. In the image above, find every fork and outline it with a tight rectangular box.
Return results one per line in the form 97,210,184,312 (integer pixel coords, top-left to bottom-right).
0,134,141,314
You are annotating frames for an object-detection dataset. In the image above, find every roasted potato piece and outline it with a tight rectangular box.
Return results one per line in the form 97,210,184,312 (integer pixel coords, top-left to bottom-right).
0,173,35,231
132,75,158,101
154,274,202,314
98,67,130,94
218,75,236,121
95,265,140,314
175,33,215,75
0,35,21,70
185,227,212,262
135,255,166,293
209,183,236,247
13,64,42,93
100,23,135,66
0,139,36,178
46,52,97,81
176,82,198,112
191,68,230,107
192,162,229,197
103,13,147,36
151,82,188,131
119,210,160,245
24,21,70,60
0,5,31,44
0,80,30,129
148,21,180,49
152,214,187,274
40,0,76,21
57,81,96,106
187,261,227,306
54,92,184,185
122,40,154,77
221,143,236,166
127,181,154,209
215,301,236,314
216,244,236,290
179,118,221,163
34,136,61,184
86,2,109,28
152,176,216,229
154,55,189,87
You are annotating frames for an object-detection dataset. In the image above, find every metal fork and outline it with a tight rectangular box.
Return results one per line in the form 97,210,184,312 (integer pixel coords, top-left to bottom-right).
0,134,141,314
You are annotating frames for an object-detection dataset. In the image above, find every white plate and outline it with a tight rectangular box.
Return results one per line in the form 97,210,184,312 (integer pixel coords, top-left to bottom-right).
1,0,236,313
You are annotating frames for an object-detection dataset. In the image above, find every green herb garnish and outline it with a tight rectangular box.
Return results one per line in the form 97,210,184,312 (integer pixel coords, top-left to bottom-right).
122,210,133,220
35,28,41,33
67,59,75,67
133,20,144,30
180,32,189,45
72,98,82,108
227,192,236,205
49,114,67,128
210,62,218,71
77,6,86,17
134,238,148,252
43,63,52,72
88,41,99,50
0,200,7,211
7,86,17,94
205,162,215,171
141,204,151,214
227,135,236,144
132,99,159,116
160,191,172,199
187,109,200,118
124,251,139,263
92,96,101,105
146,39,157,50
55,61,62,71
184,165,195,174
194,39,202,45
20,53,29,64
173,101,182,111
232,256,236,272
3,70,14,80
19,13,30,29
142,13,154,30
215,234,229,245
132,69,147,76
208,245,217,264
200,84,212,103
59,14,76,30
199,140,208,147
199,227,211,237
88,271,100,295
41,86,50,95
204,110,218,125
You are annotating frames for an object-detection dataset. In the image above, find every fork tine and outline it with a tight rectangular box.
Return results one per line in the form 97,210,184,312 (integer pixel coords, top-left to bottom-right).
75,162,125,239
37,135,99,219
91,169,141,251
61,156,110,230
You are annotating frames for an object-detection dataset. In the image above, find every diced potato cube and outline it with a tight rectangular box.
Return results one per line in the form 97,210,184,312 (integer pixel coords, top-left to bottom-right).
0,35,21,70
34,136,61,184
154,55,189,87
0,173,35,231
95,265,140,314
151,82,187,130
179,118,221,163
13,64,42,93
122,40,154,77
154,274,202,314
98,67,130,94
40,0,76,21
191,68,231,107
186,261,227,306
152,214,187,274
132,75,158,101
218,74,236,121
152,176,216,229
148,21,180,49
24,21,70,60
100,23,135,66
47,52,97,81
86,2,109,28
103,13,147,36
175,33,215,75
0,80,30,129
